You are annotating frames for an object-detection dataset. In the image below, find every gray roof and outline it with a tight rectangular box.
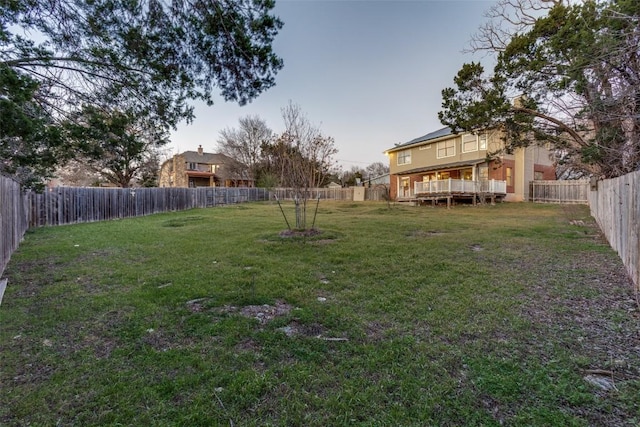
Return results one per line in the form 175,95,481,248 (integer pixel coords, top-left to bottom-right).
388,126,454,152
182,151,233,164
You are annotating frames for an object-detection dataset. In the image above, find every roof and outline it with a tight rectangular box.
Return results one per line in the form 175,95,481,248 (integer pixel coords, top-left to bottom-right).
387,127,454,152
396,159,486,176
181,151,232,164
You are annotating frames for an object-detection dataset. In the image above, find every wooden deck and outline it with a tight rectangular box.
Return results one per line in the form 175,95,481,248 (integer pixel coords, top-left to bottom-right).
399,191,505,208
398,179,507,208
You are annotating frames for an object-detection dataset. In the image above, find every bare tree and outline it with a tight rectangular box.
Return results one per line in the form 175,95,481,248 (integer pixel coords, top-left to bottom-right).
364,162,389,180
278,101,337,230
217,115,272,182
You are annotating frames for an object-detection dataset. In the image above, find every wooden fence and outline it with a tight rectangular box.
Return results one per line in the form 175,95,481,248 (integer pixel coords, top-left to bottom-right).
589,171,639,293
27,186,387,227
27,186,269,227
0,176,29,279
271,186,389,202
530,180,589,204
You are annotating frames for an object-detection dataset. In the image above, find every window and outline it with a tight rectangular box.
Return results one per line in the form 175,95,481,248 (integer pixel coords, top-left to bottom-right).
462,134,478,153
418,144,432,150
534,171,544,180
211,164,217,173
188,162,197,170
506,167,513,186
479,134,487,150
437,140,456,158
399,177,410,196
397,149,411,165
478,165,489,181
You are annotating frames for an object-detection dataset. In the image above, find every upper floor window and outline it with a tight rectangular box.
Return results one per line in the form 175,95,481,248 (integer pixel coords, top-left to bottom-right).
462,134,478,153
397,149,411,166
479,134,487,150
437,140,456,158
188,162,197,170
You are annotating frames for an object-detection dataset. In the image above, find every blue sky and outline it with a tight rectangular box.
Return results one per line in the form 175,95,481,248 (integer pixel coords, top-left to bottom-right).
169,0,494,170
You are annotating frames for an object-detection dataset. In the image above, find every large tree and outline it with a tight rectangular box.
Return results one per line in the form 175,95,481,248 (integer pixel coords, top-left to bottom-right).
65,106,169,188
0,67,66,189
439,0,640,179
1,0,283,187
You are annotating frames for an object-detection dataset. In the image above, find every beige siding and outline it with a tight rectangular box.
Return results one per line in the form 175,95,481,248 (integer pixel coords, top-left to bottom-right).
389,130,505,175
387,128,556,201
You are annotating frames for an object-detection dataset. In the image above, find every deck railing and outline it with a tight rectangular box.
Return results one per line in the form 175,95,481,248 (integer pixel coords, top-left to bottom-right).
414,179,506,195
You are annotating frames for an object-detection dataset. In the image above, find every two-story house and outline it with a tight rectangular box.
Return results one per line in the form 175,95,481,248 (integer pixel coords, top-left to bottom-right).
159,145,253,188
385,127,555,203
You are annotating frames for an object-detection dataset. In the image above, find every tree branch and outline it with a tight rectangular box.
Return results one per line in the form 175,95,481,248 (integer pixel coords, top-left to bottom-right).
514,106,588,147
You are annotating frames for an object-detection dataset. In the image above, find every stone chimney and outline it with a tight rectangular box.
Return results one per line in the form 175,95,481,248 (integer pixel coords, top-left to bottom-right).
197,145,203,155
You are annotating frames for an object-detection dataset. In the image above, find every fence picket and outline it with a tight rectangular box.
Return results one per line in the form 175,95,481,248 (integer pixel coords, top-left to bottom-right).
530,180,589,204
589,171,640,293
0,177,29,278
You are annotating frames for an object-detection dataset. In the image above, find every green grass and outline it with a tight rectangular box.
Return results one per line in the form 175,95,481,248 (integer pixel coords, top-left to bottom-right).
1,201,638,426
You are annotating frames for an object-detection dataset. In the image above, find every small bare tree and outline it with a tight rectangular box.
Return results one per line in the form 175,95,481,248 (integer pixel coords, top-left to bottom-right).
278,101,337,230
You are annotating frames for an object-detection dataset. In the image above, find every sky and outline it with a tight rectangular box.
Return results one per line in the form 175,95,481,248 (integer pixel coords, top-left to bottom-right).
169,0,495,171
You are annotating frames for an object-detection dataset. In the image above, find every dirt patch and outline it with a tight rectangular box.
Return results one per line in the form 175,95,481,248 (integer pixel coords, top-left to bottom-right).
186,298,208,313
279,229,323,238
204,300,294,324
278,321,326,338
239,300,293,324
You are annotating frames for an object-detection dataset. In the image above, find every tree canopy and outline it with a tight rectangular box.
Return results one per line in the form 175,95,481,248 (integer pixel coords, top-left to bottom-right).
65,106,169,188
439,0,640,179
1,0,283,187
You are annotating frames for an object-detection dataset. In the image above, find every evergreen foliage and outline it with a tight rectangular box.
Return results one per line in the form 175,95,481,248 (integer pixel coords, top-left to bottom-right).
1,0,283,187
440,0,640,178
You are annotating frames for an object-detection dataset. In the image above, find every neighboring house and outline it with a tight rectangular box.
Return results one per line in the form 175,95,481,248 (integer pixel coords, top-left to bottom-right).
326,181,342,189
159,146,253,188
385,127,555,202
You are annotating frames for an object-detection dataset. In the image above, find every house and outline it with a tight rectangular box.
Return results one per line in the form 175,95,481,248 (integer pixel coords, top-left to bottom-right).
159,145,253,188
385,127,555,203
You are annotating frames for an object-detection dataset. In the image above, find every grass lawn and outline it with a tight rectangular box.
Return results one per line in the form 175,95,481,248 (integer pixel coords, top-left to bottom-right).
1,201,638,426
